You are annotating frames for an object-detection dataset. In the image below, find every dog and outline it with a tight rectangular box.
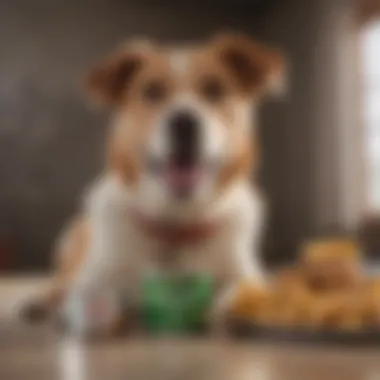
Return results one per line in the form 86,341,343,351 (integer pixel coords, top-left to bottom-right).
24,33,285,335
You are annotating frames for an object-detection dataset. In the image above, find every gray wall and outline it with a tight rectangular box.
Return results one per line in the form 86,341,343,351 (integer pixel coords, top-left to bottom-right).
257,0,359,263
256,0,322,263
0,1,272,271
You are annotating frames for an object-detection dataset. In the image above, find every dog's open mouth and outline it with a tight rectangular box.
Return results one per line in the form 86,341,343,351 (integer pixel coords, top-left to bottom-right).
147,155,204,196
165,163,201,194
148,152,222,197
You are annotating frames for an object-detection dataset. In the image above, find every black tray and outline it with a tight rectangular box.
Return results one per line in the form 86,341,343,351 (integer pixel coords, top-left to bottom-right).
229,318,380,346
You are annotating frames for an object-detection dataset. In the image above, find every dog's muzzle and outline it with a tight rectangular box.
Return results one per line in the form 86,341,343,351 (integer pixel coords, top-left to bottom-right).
168,110,200,168
163,110,202,198
147,108,220,199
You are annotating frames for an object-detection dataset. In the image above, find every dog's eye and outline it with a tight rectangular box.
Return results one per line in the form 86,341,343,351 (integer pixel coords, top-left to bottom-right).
142,80,167,104
200,77,226,103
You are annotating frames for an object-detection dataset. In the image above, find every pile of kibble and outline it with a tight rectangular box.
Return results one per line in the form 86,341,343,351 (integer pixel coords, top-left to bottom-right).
229,239,380,331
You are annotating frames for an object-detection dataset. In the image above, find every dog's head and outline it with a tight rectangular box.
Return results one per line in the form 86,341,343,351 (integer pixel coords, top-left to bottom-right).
86,34,285,210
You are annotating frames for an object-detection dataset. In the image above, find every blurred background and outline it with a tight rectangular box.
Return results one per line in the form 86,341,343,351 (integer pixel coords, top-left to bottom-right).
0,0,379,273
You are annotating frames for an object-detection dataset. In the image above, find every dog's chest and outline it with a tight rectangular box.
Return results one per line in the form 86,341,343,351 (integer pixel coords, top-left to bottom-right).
115,221,235,291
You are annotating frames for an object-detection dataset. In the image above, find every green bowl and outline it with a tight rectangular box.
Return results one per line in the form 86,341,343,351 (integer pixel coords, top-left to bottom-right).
141,273,214,334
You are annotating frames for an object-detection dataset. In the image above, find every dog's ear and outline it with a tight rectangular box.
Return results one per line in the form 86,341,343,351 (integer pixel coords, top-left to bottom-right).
213,33,286,98
85,40,153,106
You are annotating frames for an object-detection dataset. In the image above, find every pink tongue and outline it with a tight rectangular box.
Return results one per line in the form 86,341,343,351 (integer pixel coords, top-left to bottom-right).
166,166,200,189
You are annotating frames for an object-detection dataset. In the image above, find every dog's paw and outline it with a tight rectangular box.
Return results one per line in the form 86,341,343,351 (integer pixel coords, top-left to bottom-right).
18,298,51,324
61,287,139,339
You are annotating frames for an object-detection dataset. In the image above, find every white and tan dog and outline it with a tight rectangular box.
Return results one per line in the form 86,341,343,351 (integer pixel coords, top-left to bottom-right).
27,33,285,334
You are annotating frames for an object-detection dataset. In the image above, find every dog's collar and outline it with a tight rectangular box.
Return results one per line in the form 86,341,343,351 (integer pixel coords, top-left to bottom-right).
130,209,222,247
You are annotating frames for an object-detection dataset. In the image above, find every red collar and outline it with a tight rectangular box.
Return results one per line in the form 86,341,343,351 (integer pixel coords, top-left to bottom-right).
131,209,221,247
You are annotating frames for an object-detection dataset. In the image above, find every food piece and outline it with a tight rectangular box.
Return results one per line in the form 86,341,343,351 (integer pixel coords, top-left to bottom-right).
307,292,362,331
269,267,315,327
302,238,359,263
270,291,315,328
353,278,380,329
362,277,380,297
300,238,363,292
272,267,305,290
360,302,380,329
228,281,270,322
228,270,310,327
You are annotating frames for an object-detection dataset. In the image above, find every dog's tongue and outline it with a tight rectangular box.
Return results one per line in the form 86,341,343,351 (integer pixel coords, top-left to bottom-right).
165,165,200,191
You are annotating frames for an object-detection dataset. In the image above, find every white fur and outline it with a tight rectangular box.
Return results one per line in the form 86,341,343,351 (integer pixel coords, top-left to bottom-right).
65,174,265,334
169,50,189,77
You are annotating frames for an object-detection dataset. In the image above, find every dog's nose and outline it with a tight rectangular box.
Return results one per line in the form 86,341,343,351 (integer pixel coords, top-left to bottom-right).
168,110,200,165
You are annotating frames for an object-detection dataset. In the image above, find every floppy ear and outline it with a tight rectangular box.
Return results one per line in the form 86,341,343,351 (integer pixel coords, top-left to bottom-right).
213,33,286,98
85,41,152,106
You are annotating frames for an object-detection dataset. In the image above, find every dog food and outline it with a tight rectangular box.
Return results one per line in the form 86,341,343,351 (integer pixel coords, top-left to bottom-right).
229,238,380,331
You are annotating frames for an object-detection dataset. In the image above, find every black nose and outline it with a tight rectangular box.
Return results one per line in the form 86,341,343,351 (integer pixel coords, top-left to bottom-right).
168,110,200,166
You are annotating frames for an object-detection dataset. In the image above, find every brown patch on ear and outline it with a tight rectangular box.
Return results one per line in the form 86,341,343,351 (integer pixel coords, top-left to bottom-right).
218,139,260,189
85,41,153,105
213,33,284,97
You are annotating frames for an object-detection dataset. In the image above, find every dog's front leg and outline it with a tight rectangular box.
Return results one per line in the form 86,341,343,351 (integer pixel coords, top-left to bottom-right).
209,223,266,335
63,178,130,337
